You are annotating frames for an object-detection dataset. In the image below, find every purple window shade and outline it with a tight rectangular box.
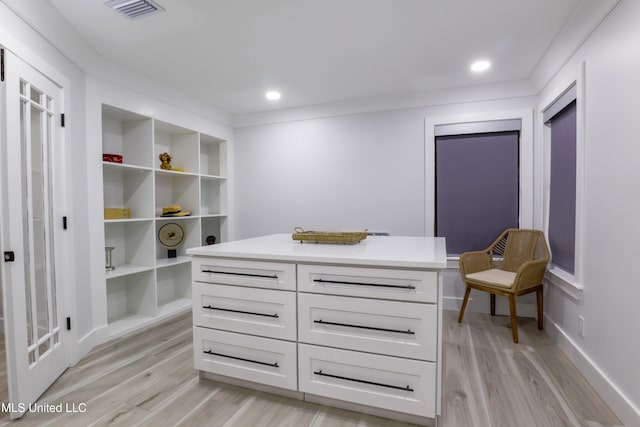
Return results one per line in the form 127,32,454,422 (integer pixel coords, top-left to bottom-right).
436,132,519,255
548,101,577,274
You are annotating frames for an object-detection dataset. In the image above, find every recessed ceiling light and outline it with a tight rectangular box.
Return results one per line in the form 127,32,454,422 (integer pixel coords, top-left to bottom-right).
471,60,491,72
265,91,281,100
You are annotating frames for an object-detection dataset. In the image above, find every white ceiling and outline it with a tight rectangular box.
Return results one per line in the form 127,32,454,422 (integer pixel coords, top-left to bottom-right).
45,0,585,114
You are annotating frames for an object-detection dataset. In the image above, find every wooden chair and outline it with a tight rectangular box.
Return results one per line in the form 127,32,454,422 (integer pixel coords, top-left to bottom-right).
458,228,550,343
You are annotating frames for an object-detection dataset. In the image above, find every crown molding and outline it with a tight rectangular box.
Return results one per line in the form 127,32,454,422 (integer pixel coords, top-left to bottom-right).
232,80,536,128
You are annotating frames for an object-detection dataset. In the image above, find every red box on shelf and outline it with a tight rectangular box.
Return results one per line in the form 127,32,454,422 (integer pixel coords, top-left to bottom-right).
103,153,123,163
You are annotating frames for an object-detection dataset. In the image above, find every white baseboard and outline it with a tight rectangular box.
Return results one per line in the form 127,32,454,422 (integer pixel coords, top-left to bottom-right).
544,315,640,427
71,325,108,365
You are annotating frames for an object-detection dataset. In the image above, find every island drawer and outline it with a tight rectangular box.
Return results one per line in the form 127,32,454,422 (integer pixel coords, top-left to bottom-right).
193,282,297,341
194,327,298,391
298,344,436,418
297,264,437,302
192,257,296,291
298,293,436,361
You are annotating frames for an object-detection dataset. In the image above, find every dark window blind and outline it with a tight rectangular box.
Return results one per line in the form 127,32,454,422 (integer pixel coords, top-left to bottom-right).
548,101,577,273
435,131,519,255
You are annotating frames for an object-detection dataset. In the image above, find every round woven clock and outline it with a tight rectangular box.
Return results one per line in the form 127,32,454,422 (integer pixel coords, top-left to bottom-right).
158,222,185,249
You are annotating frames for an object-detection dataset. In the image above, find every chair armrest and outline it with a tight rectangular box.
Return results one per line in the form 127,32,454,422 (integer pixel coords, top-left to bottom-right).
459,250,492,276
513,259,549,292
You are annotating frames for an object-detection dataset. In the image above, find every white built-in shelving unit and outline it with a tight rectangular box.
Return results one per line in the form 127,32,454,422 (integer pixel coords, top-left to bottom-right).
101,104,228,338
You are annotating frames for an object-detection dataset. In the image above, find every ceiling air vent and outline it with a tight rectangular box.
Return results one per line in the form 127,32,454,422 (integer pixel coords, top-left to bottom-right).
105,0,165,20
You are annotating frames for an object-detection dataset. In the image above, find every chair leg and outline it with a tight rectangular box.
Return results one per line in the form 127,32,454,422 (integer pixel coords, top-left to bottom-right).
536,286,544,330
490,294,496,316
508,294,519,343
458,286,471,323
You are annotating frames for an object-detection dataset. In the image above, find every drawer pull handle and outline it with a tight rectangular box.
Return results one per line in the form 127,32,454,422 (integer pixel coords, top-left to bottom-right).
202,269,278,280
313,319,415,335
313,370,413,392
313,278,415,290
204,350,279,367
203,305,279,318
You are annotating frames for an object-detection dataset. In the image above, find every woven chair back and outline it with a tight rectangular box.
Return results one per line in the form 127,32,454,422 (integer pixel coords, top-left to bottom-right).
500,229,544,273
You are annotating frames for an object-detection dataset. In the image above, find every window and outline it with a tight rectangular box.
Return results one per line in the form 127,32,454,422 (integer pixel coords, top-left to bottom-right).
435,121,520,255
545,86,577,274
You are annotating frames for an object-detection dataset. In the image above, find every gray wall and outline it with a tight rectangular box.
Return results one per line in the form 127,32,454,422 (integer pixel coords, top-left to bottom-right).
233,109,427,238
233,99,535,240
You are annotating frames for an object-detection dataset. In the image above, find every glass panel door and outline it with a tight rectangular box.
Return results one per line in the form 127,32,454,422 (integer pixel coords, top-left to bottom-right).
1,48,68,419
20,79,59,367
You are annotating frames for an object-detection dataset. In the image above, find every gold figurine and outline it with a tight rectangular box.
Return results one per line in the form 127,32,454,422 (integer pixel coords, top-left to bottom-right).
159,152,184,172
159,152,172,170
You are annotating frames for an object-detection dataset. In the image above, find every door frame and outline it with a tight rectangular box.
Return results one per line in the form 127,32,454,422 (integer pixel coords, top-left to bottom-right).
0,45,74,417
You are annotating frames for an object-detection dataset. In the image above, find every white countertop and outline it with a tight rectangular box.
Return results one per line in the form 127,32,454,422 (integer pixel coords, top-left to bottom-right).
187,234,447,269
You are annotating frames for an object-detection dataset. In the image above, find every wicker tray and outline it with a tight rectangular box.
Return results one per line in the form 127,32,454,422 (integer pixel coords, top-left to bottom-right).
292,227,368,244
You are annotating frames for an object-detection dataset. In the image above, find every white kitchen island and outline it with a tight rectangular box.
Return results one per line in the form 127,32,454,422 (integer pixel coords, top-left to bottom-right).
188,234,447,426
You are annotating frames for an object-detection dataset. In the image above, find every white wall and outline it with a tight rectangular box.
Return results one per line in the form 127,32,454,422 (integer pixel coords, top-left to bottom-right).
234,97,535,240
234,109,425,238
538,0,640,424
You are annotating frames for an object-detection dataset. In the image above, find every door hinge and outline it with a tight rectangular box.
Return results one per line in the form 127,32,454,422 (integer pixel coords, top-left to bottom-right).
61,113,65,127
66,317,71,331
63,216,68,230
1,48,5,82
4,251,15,262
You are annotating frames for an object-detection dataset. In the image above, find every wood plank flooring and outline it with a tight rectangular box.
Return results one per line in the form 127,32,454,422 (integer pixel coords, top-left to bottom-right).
442,311,622,427
0,310,623,426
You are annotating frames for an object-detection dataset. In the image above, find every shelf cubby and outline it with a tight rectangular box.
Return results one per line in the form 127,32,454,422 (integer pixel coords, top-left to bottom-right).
155,172,199,217
200,177,226,216
103,164,154,219
155,217,200,261
104,220,155,273
154,120,199,173
200,133,227,177
200,216,226,246
102,105,153,168
156,262,192,313
106,270,156,335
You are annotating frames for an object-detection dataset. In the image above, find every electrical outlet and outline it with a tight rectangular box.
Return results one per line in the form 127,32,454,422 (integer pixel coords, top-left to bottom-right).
578,316,585,338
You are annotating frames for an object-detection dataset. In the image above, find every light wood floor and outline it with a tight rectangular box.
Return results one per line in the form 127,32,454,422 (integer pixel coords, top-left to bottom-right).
0,310,623,427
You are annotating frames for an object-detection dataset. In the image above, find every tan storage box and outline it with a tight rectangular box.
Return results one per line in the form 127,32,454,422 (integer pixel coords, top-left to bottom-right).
104,208,131,219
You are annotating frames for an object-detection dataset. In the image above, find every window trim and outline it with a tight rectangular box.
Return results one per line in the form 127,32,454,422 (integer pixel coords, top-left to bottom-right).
539,62,586,298
424,109,534,242
545,266,584,301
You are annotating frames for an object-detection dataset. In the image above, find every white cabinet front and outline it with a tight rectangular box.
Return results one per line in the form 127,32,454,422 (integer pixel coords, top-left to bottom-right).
194,327,298,391
193,258,296,291
298,344,436,418
298,293,437,361
193,282,296,340
297,264,437,303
